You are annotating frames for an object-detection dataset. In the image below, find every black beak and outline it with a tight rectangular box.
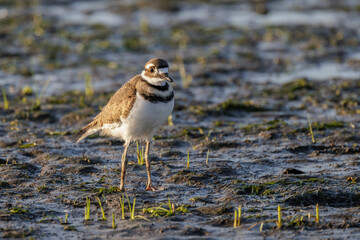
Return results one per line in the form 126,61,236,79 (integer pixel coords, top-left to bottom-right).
163,73,173,82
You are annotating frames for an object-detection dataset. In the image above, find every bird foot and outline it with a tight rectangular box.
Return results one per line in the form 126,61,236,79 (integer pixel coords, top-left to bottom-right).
146,184,157,191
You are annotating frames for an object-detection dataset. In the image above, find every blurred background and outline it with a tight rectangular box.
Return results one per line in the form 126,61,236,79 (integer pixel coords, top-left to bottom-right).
0,0,359,101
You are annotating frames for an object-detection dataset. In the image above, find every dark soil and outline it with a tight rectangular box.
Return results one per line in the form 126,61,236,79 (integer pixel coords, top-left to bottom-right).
1,0,360,239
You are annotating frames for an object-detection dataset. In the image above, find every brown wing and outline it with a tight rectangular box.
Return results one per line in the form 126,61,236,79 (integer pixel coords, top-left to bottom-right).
95,77,137,126
75,76,138,142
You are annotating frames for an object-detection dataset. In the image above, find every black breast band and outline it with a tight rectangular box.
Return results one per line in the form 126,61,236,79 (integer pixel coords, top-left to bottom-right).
140,91,174,103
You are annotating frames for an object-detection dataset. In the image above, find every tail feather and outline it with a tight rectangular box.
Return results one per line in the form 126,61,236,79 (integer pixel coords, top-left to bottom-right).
75,121,100,143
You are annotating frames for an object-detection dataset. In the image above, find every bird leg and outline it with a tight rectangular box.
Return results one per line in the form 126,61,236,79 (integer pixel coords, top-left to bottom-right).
145,140,156,191
119,142,130,191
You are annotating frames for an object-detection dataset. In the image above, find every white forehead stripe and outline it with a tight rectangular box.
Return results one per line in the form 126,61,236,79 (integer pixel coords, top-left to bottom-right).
145,63,155,69
158,68,168,74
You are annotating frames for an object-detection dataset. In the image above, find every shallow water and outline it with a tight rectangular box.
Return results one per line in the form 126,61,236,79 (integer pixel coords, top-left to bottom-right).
1,0,360,239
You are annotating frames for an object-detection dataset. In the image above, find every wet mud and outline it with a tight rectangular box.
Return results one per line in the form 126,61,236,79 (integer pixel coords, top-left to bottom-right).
1,0,360,239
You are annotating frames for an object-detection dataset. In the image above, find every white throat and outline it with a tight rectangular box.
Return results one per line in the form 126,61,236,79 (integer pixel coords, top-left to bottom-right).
141,70,167,86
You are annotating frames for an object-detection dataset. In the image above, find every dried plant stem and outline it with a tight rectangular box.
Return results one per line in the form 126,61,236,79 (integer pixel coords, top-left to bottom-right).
206,149,210,165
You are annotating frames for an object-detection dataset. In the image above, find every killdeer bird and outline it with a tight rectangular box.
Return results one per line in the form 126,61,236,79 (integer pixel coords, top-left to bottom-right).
76,58,174,191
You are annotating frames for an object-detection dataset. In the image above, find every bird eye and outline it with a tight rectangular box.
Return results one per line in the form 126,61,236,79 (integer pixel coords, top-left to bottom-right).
150,67,155,73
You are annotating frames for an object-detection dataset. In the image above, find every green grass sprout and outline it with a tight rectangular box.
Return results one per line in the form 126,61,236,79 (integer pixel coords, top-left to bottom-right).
58,211,69,224
126,194,136,220
234,205,241,228
119,195,125,220
136,141,145,165
187,149,190,169
238,205,241,226
316,203,319,223
34,78,51,110
126,194,149,221
2,88,9,110
168,114,174,126
198,128,213,141
19,142,37,148
277,205,282,229
307,112,316,143
142,198,185,217
168,198,175,214
84,197,90,220
234,209,237,228
57,216,63,224
84,72,94,98
112,212,116,229
131,198,136,220
96,196,107,220
178,57,192,88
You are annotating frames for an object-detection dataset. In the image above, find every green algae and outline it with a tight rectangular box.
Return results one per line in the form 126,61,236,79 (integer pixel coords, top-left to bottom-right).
241,119,286,133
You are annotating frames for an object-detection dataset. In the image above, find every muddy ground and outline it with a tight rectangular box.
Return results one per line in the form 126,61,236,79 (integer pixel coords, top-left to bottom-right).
1,0,360,239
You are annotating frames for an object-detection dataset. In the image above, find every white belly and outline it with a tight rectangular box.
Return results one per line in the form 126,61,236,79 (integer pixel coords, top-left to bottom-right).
108,93,174,142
